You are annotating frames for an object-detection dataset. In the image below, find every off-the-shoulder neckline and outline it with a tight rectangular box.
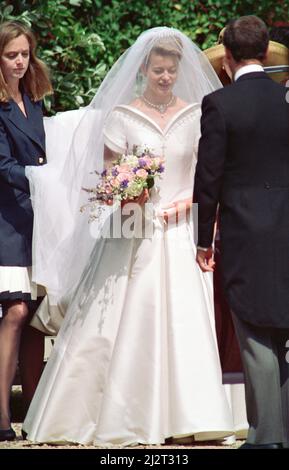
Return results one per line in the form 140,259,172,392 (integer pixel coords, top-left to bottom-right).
113,103,200,136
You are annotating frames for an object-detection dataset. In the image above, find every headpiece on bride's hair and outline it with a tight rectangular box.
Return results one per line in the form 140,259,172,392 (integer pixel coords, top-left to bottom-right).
143,35,183,68
26,27,222,308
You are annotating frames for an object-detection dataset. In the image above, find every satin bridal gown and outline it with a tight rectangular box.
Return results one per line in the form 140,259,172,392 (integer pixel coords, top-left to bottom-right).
23,103,247,445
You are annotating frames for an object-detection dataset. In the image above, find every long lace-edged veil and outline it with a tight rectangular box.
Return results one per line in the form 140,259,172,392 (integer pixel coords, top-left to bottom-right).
26,26,222,309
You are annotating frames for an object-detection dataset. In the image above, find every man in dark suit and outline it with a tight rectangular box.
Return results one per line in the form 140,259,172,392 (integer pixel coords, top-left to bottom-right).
194,15,289,449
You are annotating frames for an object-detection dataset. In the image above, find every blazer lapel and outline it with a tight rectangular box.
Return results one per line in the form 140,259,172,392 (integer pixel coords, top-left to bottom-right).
7,94,45,152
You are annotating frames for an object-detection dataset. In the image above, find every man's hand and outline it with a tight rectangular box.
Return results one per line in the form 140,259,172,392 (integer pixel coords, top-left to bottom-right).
196,247,215,272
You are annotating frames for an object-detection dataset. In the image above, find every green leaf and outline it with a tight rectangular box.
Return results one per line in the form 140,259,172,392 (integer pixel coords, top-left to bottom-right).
4,5,14,15
43,96,52,112
62,81,76,89
54,46,64,53
69,0,82,6
75,95,84,105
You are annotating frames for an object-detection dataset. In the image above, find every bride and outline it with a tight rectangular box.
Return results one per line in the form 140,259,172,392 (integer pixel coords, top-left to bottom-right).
23,27,247,445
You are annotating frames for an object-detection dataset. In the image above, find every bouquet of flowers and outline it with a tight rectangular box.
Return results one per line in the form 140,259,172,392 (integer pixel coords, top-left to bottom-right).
81,146,164,220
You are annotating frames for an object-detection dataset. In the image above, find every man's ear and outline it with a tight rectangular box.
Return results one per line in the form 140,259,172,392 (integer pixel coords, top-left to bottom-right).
222,49,233,81
224,47,232,61
262,46,269,62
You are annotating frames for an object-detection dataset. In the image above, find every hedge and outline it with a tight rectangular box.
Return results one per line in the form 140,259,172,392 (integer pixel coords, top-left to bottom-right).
1,0,288,113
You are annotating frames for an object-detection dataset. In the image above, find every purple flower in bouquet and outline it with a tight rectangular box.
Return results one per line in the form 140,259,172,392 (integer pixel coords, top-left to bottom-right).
81,146,165,220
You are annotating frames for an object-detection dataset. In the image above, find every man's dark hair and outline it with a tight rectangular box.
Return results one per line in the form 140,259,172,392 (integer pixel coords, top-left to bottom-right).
270,26,289,49
223,15,269,62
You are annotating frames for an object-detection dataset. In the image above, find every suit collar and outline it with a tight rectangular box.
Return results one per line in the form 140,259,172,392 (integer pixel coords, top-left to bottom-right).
234,64,264,81
236,71,270,82
3,93,45,151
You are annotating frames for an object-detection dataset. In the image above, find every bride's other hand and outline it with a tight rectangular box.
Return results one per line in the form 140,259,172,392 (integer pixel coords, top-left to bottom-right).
158,198,192,224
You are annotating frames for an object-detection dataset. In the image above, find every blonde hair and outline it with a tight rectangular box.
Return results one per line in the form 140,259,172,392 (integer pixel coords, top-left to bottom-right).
0,21,53,102
145,36,183,68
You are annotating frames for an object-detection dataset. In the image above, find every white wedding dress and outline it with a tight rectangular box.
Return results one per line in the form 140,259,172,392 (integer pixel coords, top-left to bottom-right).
23,103,247,445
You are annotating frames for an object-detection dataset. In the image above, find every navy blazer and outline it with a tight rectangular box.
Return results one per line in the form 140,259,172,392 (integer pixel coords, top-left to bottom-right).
0,93,46,267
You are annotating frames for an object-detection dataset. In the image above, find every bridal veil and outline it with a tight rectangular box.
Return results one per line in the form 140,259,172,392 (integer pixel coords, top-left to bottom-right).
26,26,222,307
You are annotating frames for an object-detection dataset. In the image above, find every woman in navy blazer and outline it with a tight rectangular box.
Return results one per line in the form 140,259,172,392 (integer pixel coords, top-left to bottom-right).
0,21,52,441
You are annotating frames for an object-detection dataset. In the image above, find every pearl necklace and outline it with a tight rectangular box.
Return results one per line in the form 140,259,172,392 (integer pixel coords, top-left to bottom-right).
142,94,175,114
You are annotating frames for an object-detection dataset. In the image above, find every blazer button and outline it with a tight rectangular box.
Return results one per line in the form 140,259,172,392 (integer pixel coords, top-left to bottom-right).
38,157,44,164
264,182,270,189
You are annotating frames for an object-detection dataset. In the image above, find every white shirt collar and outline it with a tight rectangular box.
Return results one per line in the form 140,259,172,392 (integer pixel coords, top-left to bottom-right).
234,64,264,82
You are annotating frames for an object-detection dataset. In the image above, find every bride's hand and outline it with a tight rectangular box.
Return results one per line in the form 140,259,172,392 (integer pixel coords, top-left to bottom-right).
121,188,149,208
105,189,149,207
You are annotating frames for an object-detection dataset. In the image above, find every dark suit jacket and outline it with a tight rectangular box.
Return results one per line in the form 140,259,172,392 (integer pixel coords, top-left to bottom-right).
194,72,289,327
0,93,46,267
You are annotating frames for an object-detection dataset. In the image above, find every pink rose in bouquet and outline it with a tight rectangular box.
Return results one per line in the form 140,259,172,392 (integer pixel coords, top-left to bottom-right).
81,146,164,220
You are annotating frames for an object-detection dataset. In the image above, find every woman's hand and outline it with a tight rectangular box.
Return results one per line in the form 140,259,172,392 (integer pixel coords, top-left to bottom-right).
121,188,149,208
105,189,149,207
158,198,192,224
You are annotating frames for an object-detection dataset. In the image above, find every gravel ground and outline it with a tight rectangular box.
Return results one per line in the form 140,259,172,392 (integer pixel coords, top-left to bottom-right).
0,386,243,449
0,424,242,449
